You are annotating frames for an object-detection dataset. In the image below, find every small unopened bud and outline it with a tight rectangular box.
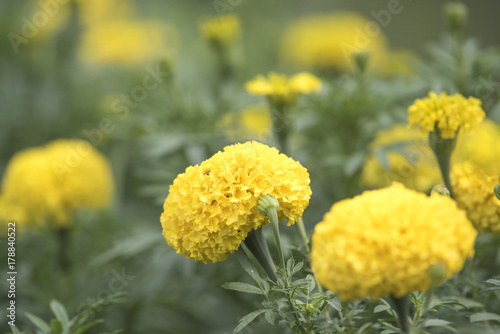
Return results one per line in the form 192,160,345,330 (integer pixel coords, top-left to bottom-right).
431,185,451,197
353,51,370,75
494,183,500,201
444,2,468,34
258,195,279,217
428,262,447,286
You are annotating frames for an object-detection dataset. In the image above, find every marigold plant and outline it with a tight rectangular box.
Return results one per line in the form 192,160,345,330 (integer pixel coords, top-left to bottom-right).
311,182,476,300
408,92,485,139
160,141,311,263
451,162,500,234
0,139,114,227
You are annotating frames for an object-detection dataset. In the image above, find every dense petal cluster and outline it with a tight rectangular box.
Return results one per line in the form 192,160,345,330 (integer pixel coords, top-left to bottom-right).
218,104,272,141
280,13,391,72
360,124,441,192
79,19,178,66
0,140,114,228
245,72,321,105
408,92,485,139
199,14,240,45
451,162,500,234
161,141,311,263
311,183,476,300
453,119,500,172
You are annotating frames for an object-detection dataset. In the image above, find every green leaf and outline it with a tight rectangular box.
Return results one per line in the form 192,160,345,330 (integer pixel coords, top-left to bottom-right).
50,300,70,329
264,310,275,325
235,249,262,284
233,309,266,333
422,318,451,327
51,319,63,334
9,326,22,334
327,298,342,312
374,305,391,313
25,312,51,333
485,278,500,286
72,319,104,334
470,312,500,323
221,282,264,295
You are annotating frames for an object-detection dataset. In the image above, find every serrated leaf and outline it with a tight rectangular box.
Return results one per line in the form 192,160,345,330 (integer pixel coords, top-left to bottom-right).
50,300,70,329
485,278,500,286
422,318,451,327
470,312,500,323
374,305,391,313
327,298,342,312
264,310,275,325
26,312,51,333
292,262,303,276
222,282,264,295
235,250,263,285
233,309,266,333
452,297,483,309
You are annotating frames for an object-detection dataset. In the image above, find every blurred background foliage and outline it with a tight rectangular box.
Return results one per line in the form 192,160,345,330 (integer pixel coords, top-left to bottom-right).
1,0,500,333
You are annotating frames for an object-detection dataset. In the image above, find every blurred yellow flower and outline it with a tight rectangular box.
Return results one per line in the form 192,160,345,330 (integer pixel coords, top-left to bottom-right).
199,14,240,45
451,162,500,234
161,141,311,263
0,140,114,228
281,12,388,72
218,104,272,140
311,183,476,301
360,124,442,193
408,92,485,139
245,72,321,105
79,19,178,66
453,119,500,172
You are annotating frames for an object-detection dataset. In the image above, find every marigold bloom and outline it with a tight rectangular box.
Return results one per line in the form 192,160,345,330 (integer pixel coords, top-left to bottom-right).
245,72,321,105
199,14,240,45
360,124,442,192
408,92,485,139
311,183,476,300
451,162,500,234
0,140,114,227
79,19,178,66
161,141,311,263
280,13,388,72
453,119,500,172
218,104,272,140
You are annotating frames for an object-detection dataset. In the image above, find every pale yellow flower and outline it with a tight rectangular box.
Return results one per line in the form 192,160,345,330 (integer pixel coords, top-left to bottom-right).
219,104,272,140
199,14,240,45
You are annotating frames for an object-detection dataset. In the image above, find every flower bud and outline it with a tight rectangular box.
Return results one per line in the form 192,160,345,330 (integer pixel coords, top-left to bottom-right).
431,185,451,197
258,195,279,217
494,183,500,201
353,51,370,75
444,2,468,34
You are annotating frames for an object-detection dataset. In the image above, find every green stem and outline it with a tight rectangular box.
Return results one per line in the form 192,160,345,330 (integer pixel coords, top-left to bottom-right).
391,295,410,334
428,129,457,198
269,208,286,271
57,227,69,273
435,153,453,198
242,229,277,281
271,103,291,155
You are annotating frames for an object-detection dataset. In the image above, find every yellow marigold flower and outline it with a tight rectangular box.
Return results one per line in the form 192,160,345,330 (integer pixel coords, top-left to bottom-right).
161,141,311,263
311,183,476,300
360,124,442,192
245,72,322,105
408,92,485,139
453,119,500,173
77,0,133,26
79,19,178,66
0,140,114,228
199,14,240,45
451,162,500,234
218,104,272,140
280,12,388,72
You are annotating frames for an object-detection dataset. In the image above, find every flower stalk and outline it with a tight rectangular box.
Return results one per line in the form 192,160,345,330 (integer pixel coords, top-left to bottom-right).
391,295,410,333
242,228,277,281
428,128,457,197
258,195,285,271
